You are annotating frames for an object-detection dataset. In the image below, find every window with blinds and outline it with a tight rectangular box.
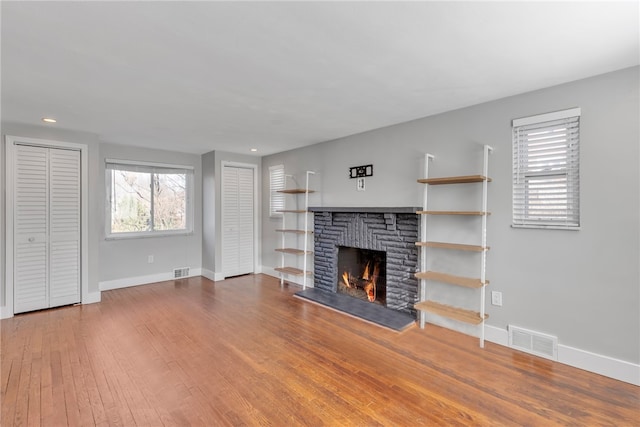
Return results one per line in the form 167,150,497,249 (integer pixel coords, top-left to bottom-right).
269,165,285,217
106,159,194,237
512,108,581,230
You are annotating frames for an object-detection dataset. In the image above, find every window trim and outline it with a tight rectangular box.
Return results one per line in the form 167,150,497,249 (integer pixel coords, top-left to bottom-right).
269,164,285,217
105,159,194,239
512,108,581,231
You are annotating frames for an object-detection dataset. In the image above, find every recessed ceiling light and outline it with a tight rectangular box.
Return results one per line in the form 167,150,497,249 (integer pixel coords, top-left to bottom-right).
42,117,57,123
250,148,258,152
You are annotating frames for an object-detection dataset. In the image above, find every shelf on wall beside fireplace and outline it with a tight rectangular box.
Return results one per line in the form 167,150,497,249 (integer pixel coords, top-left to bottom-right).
414,300,487,325
278,188,315,194
417,175,491,185
275,248,313,255
415,270,488,289
416,210,490,216
415,241,489,252
274,266,313,276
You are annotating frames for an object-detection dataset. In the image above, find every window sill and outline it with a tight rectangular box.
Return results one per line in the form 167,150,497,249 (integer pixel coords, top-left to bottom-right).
105,230,194,241
511,224,580,231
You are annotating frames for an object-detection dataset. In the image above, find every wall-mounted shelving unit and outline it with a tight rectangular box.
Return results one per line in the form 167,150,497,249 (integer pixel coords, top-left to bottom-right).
415,145,493,347
274,171,315,289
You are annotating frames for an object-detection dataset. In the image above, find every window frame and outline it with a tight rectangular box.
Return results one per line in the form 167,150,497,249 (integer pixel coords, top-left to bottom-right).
269,164,285,217
105,159,194,239
512,108,581,230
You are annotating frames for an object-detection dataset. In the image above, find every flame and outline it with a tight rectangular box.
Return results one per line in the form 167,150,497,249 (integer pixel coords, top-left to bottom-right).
342,271,352,288
362,261,378,302
340,260,380,303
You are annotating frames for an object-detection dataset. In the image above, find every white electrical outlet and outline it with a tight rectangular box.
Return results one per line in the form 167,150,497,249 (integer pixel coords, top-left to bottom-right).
491,291,502,306
148,255,154,264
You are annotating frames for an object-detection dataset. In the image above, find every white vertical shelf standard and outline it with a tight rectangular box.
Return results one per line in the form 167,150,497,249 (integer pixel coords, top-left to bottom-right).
302,170,315,289
419,153,435,329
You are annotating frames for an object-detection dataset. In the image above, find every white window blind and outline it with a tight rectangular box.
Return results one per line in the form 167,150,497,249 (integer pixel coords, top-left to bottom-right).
269,165,285,217
512,108,580,230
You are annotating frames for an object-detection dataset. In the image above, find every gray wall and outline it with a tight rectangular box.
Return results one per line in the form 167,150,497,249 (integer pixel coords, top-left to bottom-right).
262,66,640,364
99,143,202,283
202,150,216,273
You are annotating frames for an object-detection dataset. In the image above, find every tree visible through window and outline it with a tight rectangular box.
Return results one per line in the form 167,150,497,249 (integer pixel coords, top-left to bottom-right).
107,161,193,236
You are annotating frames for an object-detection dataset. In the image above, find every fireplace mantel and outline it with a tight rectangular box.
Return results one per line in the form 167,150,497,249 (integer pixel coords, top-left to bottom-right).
309,206,421,214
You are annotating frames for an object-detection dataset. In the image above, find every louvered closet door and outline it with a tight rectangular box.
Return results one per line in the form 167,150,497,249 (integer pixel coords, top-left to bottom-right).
222,166,254,277
14,145,49,313
236,167,254,274
14,145,81,313
49,148,81,307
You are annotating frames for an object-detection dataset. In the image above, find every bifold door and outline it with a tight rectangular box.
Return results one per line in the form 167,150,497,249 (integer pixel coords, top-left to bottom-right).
222,165,254,278
13,144,81,313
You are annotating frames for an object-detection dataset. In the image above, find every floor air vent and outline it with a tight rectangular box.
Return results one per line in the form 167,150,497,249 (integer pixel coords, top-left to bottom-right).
508,325,558,360
174,267,190,279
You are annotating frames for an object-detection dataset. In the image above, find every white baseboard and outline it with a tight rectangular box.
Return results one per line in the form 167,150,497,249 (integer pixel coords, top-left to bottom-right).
201,268,216,282
261,266,279,279
1,289,102,319
99,268,203,291
260,265,312,288
1,306,13,319
82,291,101,305
557,344,640,386
484,325,639,386
485,324,509,346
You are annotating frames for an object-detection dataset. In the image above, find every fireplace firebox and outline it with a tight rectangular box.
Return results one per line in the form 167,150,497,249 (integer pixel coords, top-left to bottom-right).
337,246,386,306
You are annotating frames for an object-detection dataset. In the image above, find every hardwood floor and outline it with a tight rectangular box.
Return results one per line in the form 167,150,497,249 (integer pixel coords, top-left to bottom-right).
2,274,638,426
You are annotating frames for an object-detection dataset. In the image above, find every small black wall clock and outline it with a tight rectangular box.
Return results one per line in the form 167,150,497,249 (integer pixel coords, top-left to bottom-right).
349,164,373,179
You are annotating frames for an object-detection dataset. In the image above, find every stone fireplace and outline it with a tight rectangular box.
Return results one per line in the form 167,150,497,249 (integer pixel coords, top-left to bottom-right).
309,207,420,316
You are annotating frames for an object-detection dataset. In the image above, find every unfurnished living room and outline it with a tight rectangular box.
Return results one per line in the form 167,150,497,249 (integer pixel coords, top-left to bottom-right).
1,1,639,426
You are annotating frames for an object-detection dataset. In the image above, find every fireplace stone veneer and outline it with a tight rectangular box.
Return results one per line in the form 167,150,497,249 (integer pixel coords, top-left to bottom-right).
309,207,421,316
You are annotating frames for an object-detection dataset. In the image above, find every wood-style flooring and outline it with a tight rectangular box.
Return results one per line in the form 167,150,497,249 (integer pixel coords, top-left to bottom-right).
2,274,638,426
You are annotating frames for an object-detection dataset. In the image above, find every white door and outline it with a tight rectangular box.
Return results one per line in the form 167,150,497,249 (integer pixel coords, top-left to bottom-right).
13,145,80,313
222,165,254,277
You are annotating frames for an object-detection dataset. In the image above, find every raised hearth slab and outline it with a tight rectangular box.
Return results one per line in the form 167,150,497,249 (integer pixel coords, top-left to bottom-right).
294,288,416,332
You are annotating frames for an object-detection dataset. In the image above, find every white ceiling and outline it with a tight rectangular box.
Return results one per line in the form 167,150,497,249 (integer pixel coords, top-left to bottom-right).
2,1,638,156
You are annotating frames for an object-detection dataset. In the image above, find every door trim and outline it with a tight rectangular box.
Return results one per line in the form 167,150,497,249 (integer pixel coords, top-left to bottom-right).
3,136,90,318
220,161,259,278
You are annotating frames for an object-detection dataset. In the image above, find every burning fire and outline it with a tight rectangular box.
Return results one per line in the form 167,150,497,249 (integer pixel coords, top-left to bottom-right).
341,261,379,302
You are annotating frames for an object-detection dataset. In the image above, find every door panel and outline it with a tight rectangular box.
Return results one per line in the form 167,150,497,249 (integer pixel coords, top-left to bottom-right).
237,167,254,274
14,145,49,313
222,165,254,278
222,166,240,276
49,148,80,306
